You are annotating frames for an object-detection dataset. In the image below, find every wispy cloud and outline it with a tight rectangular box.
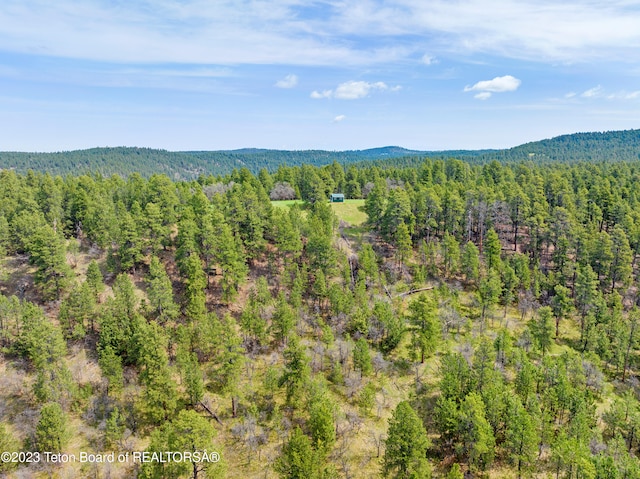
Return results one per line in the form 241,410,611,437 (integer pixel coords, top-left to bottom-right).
464,75,521,99
275,74,298,88
310,90,333,99
3,0,639,67
333,115,346,122
581,85,603,98
312,81,401,100
421,54,438,65
474,92,493,100
579,86,640,100
327,1,640,63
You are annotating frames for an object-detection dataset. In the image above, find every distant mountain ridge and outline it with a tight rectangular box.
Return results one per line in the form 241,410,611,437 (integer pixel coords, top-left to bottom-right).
1,129,639,178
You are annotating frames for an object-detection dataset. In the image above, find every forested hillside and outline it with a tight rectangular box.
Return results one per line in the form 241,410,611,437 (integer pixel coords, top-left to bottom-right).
0,146,426,179
1,129,639,179
1,156,640,478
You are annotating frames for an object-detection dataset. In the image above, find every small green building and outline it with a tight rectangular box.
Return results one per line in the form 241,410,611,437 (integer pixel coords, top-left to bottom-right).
330,193,345,203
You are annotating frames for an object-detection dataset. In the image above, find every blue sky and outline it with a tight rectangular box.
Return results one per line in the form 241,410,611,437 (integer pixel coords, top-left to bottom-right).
1,0,640,152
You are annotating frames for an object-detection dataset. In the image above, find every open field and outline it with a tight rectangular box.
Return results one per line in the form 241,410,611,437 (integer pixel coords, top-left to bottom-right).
271,199,367,226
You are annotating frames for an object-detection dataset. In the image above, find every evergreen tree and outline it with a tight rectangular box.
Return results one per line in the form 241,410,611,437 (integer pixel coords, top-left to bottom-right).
353,337,373,377
182,252,207,322
104,407,125,449
308,389,336,454
529,306,555,357
275,427,321,479
58,281,95,339
279,335,310,409
137,321,178,424
458,392,495,471
394,221,413,265
35,402,68,453
365,178,388,230
484,228,502,270
441,232,460,276
477,269,502,325
609,225,633,292
98,345,124,396
140,409,225,479
145,255,179,324
271,291,296,346
408,293,440,363
215,314,245,417
551,284,573,338
27,224,72,300
85,259,105,301
383,401,431,479
503,395,539,478
461,241,480,283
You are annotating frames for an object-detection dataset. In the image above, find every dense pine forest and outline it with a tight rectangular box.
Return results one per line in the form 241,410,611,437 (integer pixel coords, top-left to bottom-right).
2,129,640,179
2,149,640,479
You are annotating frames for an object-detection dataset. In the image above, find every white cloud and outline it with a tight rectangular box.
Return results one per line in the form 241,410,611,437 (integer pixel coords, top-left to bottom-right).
310,90,333,99
275,74,298,88
583,88,640,100
327,1,640,63
311,80,400,100
581,85,603,98
421,54,437,65
335,81,387,99
474,92,492,100
333,115,346,122
2,1,640,68
465,75,521,93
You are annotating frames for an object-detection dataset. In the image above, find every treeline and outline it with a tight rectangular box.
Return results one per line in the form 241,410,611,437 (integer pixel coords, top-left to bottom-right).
0,156,640,478
1,129,640,180
475,129,640,164
0,146,424,179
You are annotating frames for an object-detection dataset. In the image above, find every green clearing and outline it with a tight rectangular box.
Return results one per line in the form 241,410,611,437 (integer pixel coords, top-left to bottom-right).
271,199,368,226
271,199,304,209
330,199,367,226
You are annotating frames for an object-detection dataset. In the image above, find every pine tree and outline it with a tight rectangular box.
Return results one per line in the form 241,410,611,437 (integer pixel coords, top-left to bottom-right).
308,390,336,454
551,284,573,338
383,401,431,479
461,241,480,283
183,252,207,322
98,345,124,396
529,306,555,357
104,407,125,449
279,335,310,409
484,228,501,270
35,402,68,453
394,221,413,265
137,321,178,424
146,255,178,324
353,337,373,376
215,314,245,417
59,281,95,339
477,269,502,325
27,225,72,300
408,293,440,363
271,291,296,346
140,409,225,479
274,427,320,479
442,231,460,276
609,225,633,293
85,259,105,301
458,392,495,471
503,395,539,478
